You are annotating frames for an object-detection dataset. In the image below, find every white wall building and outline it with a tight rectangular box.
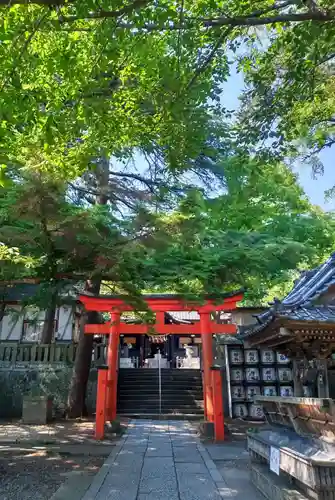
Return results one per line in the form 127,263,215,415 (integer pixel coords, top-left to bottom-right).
0,283,77,342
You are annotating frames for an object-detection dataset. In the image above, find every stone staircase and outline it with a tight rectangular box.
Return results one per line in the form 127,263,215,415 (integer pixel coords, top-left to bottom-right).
117,368,204,419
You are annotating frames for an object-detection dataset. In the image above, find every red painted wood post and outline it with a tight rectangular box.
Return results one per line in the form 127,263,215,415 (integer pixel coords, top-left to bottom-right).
200,312,214,422
95,365,108,440
211,366,225,441
106,324,113,421
106,311,120,422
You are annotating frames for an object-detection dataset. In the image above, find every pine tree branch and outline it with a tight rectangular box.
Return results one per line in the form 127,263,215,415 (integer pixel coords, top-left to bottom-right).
68,181,140,209
109,171,159,188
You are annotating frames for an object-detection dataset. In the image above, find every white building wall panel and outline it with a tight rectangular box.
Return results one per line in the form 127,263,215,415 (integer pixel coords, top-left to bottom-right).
0,305,24,341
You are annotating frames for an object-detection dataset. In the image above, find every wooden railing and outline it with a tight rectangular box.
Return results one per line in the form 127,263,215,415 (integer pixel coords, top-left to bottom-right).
0,342,106,365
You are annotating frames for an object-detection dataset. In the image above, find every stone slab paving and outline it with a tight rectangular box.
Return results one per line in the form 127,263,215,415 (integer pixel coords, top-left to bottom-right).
206,442,264,500
81,420,253,500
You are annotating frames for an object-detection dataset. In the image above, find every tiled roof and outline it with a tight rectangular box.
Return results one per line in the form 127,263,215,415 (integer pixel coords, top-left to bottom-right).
239,252,335,339
0,282,78,303
280,306,335,323
0,283,40,302
281,253,335,307
168,311,200,322
168,311,232,322
215,334,242,345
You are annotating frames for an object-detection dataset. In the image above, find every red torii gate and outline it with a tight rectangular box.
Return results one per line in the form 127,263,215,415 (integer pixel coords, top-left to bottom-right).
79,292,243,441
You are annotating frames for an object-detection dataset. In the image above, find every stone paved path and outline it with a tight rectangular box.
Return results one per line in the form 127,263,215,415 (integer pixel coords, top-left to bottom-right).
81,420,237,500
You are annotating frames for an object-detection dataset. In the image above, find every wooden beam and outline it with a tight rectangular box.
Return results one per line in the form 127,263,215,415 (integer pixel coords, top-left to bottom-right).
79,294,243,313
85,322,237,335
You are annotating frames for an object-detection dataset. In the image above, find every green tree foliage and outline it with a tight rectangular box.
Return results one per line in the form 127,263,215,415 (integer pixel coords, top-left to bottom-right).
145,155,335,303
2,156,334,304
0,244,35,279
2,153,334,415
0,1,333,180
236,2,335,176
0,173,163,289
0,1,228,176
206,154,335,301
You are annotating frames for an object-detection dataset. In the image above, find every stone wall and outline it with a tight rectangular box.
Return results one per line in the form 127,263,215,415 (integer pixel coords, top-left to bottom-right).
0,362,98,418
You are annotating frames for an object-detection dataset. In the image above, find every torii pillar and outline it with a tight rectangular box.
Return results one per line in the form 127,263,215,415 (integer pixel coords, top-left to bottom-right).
200,311,214,422
106,312,120,421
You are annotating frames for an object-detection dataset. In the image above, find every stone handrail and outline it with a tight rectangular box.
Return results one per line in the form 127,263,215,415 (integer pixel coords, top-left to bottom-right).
0,342,106,365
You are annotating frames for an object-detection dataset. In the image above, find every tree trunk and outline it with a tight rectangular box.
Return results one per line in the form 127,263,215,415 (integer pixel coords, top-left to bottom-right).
67,154,109,418
0,302,5,323
67,279,101,418
40,298,57,344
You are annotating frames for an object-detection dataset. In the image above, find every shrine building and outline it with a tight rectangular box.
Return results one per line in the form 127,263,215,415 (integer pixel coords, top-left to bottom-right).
239,251,335,399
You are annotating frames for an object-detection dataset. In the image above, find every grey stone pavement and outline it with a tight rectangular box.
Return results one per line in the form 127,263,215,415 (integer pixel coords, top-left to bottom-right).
81,420,263,500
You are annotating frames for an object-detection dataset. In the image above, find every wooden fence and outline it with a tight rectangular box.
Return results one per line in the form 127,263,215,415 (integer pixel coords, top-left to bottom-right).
0,342,106,365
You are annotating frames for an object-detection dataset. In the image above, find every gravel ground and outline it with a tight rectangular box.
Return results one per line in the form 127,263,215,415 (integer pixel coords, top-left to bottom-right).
0,448,104,500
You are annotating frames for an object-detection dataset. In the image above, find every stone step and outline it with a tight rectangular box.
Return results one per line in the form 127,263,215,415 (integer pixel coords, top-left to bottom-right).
118,388,203,394
119,371,202,379
119,368,201,373
119,387,203,393
118,368,203,416
118,399,204,407
116,412,203,420
118,398,202,404
119,378,202,385
119,400,203,407
118,383,203,389
118,395,203,402
118,402,203,410
117,409,204,416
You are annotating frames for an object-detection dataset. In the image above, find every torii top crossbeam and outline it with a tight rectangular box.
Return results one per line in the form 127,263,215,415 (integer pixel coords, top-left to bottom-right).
80,291,244,312
80,291,244,336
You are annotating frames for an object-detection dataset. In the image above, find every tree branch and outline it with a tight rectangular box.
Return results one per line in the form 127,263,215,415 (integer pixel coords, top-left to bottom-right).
245,0,297,18
68,181,140,210
58,0,152,23
187,28,232,90
304,139,335,158
1,0,333,28
316,52,335,66
0,0,67,3
58,7,334,27
109,171,159,186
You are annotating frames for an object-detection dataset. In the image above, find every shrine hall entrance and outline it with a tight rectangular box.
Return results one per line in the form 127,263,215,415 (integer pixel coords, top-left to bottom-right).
119,334,202,369
118,333,203,416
